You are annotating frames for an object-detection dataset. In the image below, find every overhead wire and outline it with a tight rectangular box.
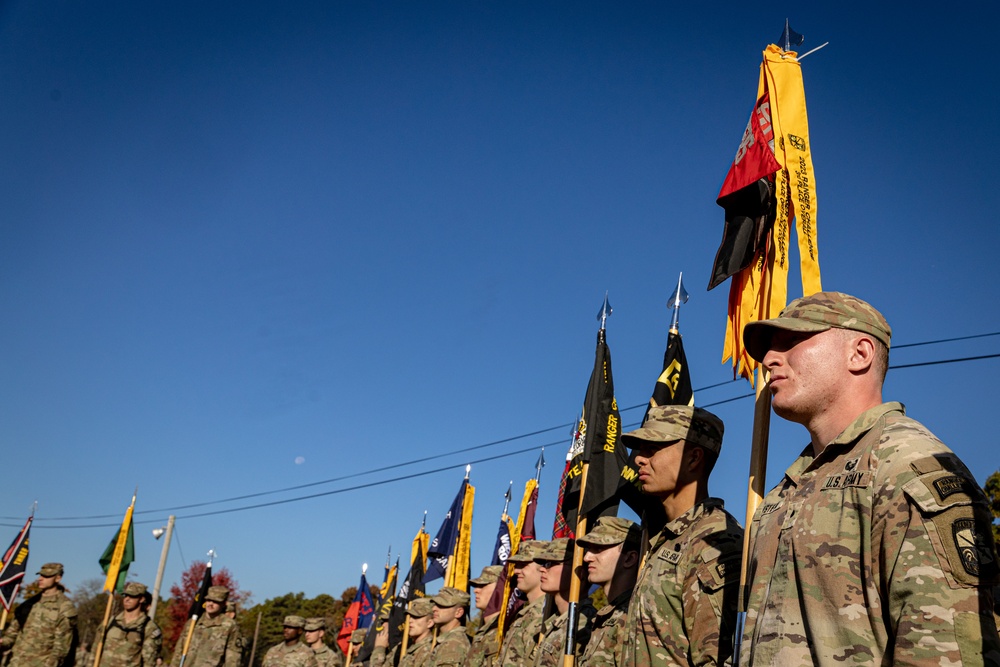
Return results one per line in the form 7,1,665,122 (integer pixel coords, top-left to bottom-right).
5,332,997,528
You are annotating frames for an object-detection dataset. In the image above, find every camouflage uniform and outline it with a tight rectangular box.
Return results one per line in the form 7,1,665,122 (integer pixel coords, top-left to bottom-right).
263,642,319,667
170,615,242,667
368,645,395,667
578,591,629,667
1,588,78,667
739,403,1000,665
97,612,162,667
311,645,342,667
428,627,469,667
462,614,499,667
497,596,544,667
397,635,433,667
533,601,595,667
623,498,743,667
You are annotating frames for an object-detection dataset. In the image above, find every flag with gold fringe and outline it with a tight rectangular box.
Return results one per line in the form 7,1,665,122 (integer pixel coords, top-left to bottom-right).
710,42,822,383
99,494,135,594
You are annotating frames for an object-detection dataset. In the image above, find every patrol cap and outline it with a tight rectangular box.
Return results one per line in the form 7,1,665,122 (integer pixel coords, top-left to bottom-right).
37,563,64,577
122,582,147,597
226,601,238,614
508,540,544,564
205,586,230,603
622,405,724,455
406,597,434,618
469,565,502,586
304,617,326,632
533,538,573,563
350,629,366,643
283,615,306,629
742,291,892,362
430,586,471,608
576,517,641,550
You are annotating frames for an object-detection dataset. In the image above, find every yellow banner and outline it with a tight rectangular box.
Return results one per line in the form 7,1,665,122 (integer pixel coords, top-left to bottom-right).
411,528,429,571
103,501,134,593
724,45,821,383
446,481,475,591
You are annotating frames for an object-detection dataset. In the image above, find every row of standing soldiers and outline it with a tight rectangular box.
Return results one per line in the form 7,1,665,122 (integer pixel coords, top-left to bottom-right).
5,293,1000,666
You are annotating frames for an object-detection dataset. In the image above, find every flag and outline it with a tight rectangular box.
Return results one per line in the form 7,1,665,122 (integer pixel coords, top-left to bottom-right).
387,528,429,648
487,477,538,634
357,560,398,663
338,572,375,655
552,423,582,539
100,496,135,594
710,44,822,383
189,561,213,618
646,330,694,414
490,515,515,566
446,479,474,592
424,479,468,584
554,329,631,536
0,516,32,611
778,20,804,51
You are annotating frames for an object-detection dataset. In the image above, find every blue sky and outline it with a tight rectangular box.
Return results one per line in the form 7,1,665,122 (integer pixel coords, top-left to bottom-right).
1,1,998,604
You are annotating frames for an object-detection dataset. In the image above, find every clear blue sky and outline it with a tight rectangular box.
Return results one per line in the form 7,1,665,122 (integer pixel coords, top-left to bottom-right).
2,1,998,604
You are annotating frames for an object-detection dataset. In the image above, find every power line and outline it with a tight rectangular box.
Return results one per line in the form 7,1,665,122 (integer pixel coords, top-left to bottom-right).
5,341,997,527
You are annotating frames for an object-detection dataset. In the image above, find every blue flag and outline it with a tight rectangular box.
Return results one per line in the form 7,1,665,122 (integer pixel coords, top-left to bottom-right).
424,480,467,582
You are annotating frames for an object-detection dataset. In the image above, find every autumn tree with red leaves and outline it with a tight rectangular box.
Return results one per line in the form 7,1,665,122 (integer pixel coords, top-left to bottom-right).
163,561,252,656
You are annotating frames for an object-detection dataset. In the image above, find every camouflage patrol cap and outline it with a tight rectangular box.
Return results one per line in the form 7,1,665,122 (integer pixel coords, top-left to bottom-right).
122,582,147,597
304,617,326,632
225,601,238,614
430,586,471,608
283,615,306,629
350,629,366,643
742,291,892,362
508,540,545,564
576,517,641,549
37,563,64,577
533,538,573,563
205,586,230,603
622,405,724,455
469,565,502,586
406,597,434,618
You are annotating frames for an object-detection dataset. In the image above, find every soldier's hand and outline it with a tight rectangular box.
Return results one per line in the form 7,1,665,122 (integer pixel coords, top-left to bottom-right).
374,628,388,649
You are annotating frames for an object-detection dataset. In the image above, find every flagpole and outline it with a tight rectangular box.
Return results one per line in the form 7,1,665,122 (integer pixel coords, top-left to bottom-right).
93,490,137,667
178,549,215,667
732,370,771,666
248,611,262,667
562,296,612,667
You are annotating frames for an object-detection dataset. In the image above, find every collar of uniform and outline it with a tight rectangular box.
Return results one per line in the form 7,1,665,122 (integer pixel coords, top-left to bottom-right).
595,589,631,620
661,497,724,540
783,402,904,485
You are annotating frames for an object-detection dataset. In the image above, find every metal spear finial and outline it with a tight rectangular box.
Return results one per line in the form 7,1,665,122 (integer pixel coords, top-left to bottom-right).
535,448,546,481
501,482,513,516
596,292,612,331
206,549,216,567
385,546,392,569
668,272,689,333
362,562,368,575
464,464,471,480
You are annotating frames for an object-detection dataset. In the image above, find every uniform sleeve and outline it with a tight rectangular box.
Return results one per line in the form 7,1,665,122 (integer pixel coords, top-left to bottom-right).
49,600,78,667
143,622,163,667
684,541,741,667
879,460,1000,666
222,626,243,667
1,614,22,651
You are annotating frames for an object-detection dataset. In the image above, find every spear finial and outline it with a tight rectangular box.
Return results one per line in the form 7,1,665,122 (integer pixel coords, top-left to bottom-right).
535,448,546,481
668,273,689,334
597,292,612,331
501,482,513,516
206,549,216,568
464,464,471,480
362,562,368,575
422,510,427,529
384,546,392,569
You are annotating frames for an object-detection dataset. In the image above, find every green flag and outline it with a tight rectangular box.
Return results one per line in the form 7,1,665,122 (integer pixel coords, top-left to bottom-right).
99,500,135,593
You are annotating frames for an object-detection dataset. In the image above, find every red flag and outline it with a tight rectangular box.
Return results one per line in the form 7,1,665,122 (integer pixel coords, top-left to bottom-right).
337,573,375,654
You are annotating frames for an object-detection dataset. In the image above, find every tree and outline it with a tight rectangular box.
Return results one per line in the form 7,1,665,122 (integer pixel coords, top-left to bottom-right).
984,470,1000,544
163,561,251,657
70,578,111,649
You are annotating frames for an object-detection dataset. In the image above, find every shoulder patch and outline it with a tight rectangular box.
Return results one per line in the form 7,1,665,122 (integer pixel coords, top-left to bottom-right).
953,518,996,577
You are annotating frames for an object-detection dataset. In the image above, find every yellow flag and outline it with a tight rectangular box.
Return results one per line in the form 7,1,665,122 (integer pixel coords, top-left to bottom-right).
101,496,135,593
722,44,822,384
446,481,475,591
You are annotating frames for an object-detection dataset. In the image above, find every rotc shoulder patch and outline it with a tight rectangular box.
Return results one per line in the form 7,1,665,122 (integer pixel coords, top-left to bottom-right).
952,518,996,577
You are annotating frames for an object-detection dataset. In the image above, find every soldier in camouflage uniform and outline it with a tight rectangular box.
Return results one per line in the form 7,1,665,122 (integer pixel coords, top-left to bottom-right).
304,619,341,667
621,405,744,667
170,586,242,667
532,539,595,667
576,519,641,667
462,566,502,667
496,542,546,667
394,599,435,667
428,588,469,667
96,582,162,667
1,563,78,667
262,617,318,667
738,292,1000,665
